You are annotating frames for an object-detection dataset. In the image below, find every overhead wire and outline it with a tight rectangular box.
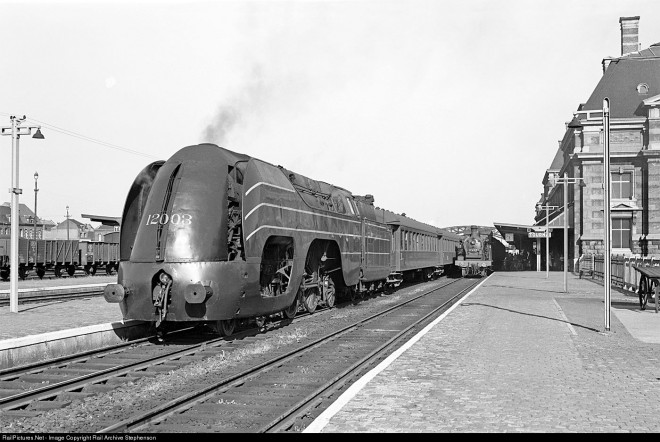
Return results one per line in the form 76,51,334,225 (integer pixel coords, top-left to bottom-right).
0,112,159,159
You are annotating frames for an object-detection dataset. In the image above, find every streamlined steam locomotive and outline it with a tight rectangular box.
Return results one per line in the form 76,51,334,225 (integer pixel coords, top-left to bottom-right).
104,144,461,336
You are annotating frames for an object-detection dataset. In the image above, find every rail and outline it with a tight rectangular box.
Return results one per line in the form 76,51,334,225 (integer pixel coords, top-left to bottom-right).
576,253,660,292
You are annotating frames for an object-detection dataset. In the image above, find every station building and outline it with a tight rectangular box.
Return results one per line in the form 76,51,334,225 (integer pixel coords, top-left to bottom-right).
0,202,119,241
534,16,660,270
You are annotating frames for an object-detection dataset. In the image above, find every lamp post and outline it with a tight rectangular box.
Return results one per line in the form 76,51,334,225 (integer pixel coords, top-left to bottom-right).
1,115,45,313
536,203,558,279
551,172,585,293
603,98,612,331
33,171,38,239
66,205,70,240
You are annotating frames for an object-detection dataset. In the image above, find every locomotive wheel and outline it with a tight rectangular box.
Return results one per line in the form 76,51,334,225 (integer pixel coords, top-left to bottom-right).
54,265,63,278
36,267,46,279
18,267,28,280
323,278,336,309
216,319,237,337
302,287,318,314
255,316,266,329
67,265,76,277
283,291,300,319
639,278,649,310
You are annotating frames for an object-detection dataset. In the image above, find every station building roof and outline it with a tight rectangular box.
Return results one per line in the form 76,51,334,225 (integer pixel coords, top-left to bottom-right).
582,43,660,119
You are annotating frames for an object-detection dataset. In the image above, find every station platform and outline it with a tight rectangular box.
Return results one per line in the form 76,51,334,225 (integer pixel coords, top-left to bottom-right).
0,275,122,340
306,271,660,433
0,278,146,369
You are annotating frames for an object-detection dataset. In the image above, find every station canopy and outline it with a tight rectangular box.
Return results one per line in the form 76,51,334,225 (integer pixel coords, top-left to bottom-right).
81,213,121,227
493,222,548,248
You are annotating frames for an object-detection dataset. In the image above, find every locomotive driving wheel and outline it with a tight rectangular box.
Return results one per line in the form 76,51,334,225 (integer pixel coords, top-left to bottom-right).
322,276,336,309
215,318,237,337
283,290,300,319
302,287,318,314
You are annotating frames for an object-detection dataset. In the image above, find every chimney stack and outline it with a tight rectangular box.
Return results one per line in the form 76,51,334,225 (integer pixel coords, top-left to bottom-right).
619,16,640,56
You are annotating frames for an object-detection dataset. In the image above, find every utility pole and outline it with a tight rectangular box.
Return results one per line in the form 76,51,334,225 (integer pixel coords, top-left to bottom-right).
1,115,45,313
552,172,585,293
33,171,39,239
66,205,71,240
537,204,558,279
603,98,612,331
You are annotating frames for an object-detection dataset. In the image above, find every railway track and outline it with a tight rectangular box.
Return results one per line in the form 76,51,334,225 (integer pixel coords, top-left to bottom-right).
0,287,105,307
0,326,241,414
100,277,482,433
0,302,326,415
0,276,484,432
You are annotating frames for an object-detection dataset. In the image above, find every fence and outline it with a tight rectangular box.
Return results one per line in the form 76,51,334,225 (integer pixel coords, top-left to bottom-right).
577,254,660,292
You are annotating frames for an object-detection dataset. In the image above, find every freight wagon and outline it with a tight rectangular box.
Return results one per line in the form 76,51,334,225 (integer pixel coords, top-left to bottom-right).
0,236,119,280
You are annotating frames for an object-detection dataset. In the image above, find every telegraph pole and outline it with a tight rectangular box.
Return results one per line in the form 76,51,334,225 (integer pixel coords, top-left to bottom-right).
33,172,39,238
537,204,558,279
1,115,44,313
66,205,71,240
603,98,611,331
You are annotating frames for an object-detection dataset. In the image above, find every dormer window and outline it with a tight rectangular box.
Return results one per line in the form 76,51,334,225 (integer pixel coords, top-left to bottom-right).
637,83,649,94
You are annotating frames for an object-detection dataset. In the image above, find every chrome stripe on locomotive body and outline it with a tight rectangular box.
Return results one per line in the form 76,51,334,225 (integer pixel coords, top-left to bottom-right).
244,224,363,243
244,202,361,225
364,220,391,231
244,181,296,196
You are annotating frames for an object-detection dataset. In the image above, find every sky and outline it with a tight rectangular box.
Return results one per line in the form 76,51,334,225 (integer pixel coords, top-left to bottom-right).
1,0,660,229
